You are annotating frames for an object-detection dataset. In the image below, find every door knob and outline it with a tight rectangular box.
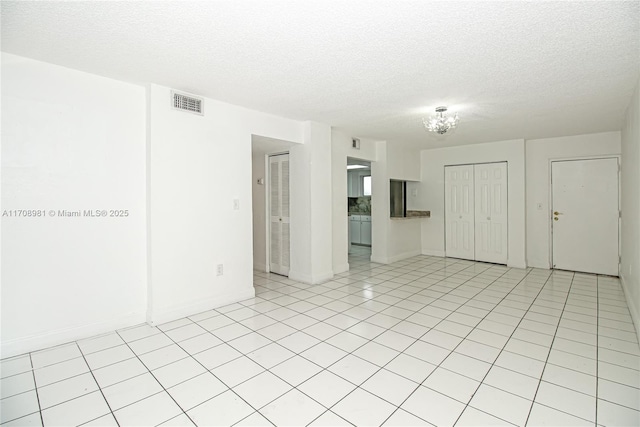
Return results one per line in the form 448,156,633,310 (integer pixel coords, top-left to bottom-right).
554,211,563,215
279,218,282,222
554,217,559,221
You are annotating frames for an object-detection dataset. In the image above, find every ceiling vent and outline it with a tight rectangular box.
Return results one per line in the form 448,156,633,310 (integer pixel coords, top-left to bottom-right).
171,91,204,115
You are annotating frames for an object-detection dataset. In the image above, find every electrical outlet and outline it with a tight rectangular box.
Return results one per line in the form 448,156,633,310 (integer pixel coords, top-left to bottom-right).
216,264,223,276
233,198,240,210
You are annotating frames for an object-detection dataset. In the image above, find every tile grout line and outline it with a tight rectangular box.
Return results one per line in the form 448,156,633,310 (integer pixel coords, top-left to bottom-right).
595,274,600,426
112,329,199,426
301,260,506,426
452,269,566,425
249,263,628,424
154,320,280,427
247,258,508,425
310,262,528,426
381,265,547,426
256,260,640,424
522,271,578,426
30,351,45,427
5,255,637,426
75,341,122,427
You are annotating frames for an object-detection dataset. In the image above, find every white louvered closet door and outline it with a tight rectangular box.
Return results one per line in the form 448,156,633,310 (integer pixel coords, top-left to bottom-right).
269,154,290,276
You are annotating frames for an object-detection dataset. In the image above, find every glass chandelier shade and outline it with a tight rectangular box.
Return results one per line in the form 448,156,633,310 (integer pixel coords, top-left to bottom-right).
423,106,459,135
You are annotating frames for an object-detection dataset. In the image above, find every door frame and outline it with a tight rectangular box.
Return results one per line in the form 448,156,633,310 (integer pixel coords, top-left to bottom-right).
266,151,290,274
548,155,621,273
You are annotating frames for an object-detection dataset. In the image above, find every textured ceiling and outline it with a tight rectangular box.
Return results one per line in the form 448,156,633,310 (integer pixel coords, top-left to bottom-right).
2,1,639,148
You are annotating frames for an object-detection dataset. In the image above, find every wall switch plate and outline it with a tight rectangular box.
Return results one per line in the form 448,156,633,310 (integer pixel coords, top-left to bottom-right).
216,264,223,276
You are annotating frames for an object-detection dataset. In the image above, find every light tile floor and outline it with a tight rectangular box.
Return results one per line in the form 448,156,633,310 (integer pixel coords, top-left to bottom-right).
2,248,639,426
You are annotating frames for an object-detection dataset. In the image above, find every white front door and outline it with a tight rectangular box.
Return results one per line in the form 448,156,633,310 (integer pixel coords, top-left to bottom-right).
552,158,619,276
474,162,508,264
269,154,290,276
445,165,475,260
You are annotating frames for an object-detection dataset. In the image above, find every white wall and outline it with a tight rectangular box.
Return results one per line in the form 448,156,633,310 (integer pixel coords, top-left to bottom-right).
289,122,333,283
370,141,390,264
1,54,147,357
251,151,267,271
388,143,421,181
621,78,640,341
147,84,303,324
526,132,621,269
386,144,423,262
331,130,378,272
420,139,527,267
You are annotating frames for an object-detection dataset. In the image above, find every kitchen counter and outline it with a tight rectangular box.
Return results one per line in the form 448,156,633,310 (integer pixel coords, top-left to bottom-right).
390,210,430,220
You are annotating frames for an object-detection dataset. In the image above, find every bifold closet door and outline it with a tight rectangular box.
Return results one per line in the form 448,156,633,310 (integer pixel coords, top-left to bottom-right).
269,154,290,276
445,162,508,264
474,162,508,264
445,165,475,260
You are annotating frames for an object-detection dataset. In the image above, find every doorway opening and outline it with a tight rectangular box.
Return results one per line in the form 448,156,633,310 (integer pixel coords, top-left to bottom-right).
251,135,296,276
347,157,372,261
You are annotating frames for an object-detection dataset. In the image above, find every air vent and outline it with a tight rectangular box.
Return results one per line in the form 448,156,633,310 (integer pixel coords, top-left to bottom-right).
352,138,361,149
171,91,203,115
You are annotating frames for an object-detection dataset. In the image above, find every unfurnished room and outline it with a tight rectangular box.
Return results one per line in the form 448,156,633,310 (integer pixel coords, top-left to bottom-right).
1,1,639,426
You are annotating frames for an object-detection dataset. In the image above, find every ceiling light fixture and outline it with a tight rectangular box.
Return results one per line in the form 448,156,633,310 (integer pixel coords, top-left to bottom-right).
423,106,459,135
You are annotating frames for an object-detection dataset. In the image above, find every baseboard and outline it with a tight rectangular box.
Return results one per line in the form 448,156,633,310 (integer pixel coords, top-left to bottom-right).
1,312,146,359
148,288,256,326
507,259,527,269
422,249,445,257
289,269,334,285
333,263,350,275
387,250,422,264
620,274,640,344
253,262,267,272
370,254,388,264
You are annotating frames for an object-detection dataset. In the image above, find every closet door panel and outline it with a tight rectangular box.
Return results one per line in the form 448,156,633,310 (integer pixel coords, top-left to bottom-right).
445,165,475,260
474,162,508,264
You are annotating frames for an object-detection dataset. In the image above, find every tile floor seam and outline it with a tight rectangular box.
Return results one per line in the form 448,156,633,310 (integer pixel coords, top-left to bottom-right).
156,315,311,427
439,269,554,425
113,329,199,426
379,263,537,425
523,271,581,426
4,253,639,426
595,274,601,426
73,341,119,426
248,260,507,424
